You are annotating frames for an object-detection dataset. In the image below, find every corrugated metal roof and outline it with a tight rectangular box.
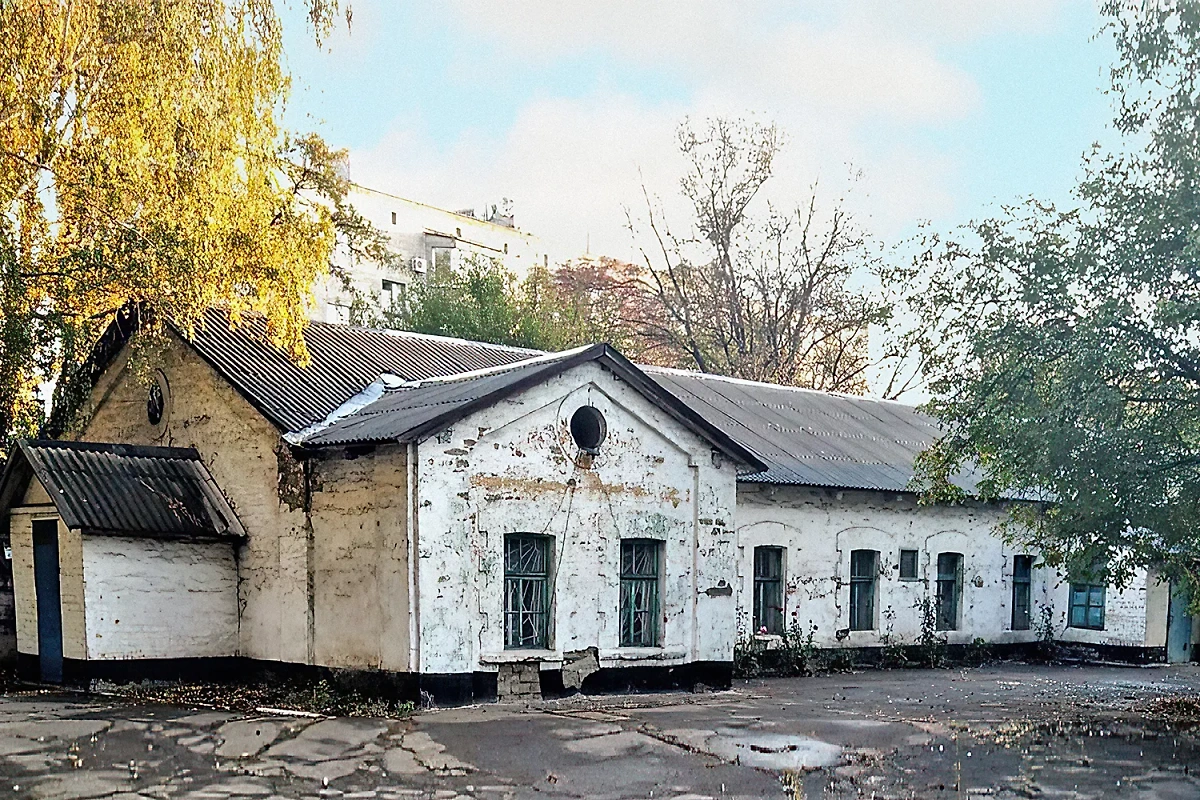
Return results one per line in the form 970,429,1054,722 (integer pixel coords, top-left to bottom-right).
185,310,537,433
300,349,589,446
3,440,245,539
167,312,973,493
645,368,971,493
296,347,769,474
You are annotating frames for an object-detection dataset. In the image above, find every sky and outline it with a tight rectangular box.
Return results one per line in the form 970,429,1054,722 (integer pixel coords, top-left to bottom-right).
279,1,1116,264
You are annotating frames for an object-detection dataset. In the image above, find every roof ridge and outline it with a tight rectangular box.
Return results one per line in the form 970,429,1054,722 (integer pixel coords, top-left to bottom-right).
305,318,544,356
391,344,597,390
22,439,202,460
642,365,920,408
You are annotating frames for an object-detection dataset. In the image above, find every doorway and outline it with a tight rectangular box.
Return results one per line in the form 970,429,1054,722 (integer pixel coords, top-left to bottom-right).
31,519,63,682
1166,581,1193,664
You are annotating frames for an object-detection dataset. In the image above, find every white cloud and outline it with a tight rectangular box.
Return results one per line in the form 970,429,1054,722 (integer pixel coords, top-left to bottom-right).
346,1,1073,260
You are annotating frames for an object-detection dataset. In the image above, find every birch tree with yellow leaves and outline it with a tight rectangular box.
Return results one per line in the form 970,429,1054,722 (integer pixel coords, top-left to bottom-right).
0,0,367,457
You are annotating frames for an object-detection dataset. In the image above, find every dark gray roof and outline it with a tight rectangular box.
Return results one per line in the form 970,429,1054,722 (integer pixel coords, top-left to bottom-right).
0,440,245,539
295,345,768,472
646,368,954,492
185,310,536,432
88,309,963,493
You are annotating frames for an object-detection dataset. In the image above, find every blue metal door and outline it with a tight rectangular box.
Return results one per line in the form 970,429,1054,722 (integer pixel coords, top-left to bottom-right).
1166,582,1193,664
31,520,63,683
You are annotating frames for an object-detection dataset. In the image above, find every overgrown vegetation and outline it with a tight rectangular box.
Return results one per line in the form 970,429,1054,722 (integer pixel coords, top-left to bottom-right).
96,678,415,718
915,595,947,668
733,619,820,678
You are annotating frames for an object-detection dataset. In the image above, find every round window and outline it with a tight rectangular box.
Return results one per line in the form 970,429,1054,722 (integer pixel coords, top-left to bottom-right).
570,406,606,453
147,375,166,426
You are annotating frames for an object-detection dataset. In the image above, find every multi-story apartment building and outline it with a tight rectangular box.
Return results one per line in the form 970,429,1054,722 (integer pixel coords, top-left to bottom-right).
312,184,549,324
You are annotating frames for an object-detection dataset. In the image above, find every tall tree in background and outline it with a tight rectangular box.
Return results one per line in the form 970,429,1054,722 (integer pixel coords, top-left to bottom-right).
908,0,1200,594
375,254,679,359
0,0,367,457
631,117,889,393
384,256,555,350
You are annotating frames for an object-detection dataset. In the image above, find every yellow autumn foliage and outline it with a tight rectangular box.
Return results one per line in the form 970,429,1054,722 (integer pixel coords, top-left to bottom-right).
0,0,346,449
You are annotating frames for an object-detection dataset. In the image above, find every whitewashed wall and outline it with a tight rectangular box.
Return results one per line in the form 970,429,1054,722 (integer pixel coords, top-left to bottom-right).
414,361,738,676
1052,567,1159,649
735,484,1053,648
82,536,238,660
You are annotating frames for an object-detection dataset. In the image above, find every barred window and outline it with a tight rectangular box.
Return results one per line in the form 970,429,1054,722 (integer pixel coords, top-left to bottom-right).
849,550,878,631
936,552,963,631
620,539,661,647
504,534,551,649
1011,555,1033,631
753,547,784,635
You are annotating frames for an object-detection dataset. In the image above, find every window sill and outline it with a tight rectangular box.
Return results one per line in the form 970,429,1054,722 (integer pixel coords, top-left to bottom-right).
600,647,687,662
479,650,561,665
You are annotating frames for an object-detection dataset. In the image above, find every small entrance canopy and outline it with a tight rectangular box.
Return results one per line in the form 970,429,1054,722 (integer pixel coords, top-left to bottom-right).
0,440,244,540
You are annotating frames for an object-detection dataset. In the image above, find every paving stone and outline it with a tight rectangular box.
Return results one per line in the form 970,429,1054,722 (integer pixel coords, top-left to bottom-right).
264,719,387,763
175,712,240,728
282,757,363,781
29,771,132,800
215,720,286,759
399,731,474,774
381,747,424,775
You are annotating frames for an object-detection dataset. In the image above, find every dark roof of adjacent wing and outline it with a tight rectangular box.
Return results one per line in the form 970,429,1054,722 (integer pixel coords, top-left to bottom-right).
184,310,537,433
297,345,768,472
646,368,969,492
0,440,245,539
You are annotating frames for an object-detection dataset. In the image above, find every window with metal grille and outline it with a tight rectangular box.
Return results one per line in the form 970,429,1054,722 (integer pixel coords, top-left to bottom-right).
936,552,963,631
849,550,878,631
1069,582,1106,630
504,534,551,649
753,547,784,634
1011,555,1033,630
899,549,919,580
620,539,661,647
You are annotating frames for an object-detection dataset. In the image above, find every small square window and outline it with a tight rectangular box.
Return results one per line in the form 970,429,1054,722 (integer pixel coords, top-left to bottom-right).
899,549,919,580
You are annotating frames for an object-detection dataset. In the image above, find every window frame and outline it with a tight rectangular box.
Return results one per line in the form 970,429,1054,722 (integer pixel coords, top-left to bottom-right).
849,549,879,631
935,552,964,631
898,548,920,581
1011,555,1033,631
503,534,552,649
1068,581,1106,630
619,539,662,647
752,546,785,635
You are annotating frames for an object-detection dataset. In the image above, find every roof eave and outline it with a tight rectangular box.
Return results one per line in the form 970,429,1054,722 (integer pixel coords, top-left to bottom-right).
294,344,768,473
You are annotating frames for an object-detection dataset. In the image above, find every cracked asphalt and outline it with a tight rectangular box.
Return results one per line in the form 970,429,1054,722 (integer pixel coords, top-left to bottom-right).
0,663,1196,799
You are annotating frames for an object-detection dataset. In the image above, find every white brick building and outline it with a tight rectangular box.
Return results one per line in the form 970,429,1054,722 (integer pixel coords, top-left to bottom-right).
0,311,1192,702
314,185,549,325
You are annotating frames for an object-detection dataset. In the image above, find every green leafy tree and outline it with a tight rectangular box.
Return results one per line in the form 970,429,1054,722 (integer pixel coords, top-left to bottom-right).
904,0,1200,593
0,0,373,458
378,256,560,351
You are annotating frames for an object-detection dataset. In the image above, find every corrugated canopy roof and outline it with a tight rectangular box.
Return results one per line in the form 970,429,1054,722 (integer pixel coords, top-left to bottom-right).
0,440,245,539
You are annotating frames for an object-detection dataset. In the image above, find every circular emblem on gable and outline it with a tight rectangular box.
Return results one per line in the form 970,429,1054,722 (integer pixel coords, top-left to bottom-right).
147,371,169,427
570,406,606,453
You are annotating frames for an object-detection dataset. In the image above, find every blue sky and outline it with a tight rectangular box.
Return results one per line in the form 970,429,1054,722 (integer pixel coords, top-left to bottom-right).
279,1,1115,260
